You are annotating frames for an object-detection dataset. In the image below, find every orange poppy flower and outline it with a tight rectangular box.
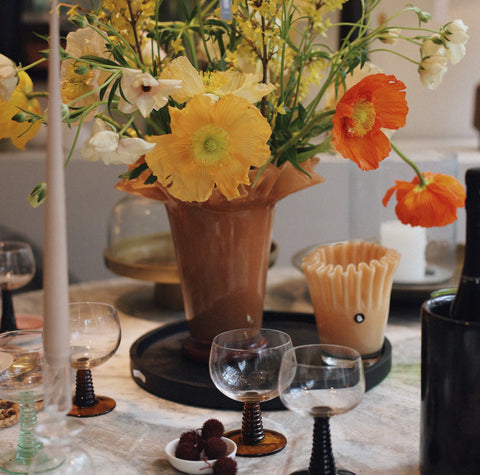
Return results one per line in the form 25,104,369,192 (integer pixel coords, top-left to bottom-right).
382,172,466,227
332,73,408,170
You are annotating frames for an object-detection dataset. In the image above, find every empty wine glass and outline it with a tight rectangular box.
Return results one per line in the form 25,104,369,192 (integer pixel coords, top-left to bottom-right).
68,302,121,417
0,242,36,333
0,330,43,474
278,344,365,475
209,328,292,457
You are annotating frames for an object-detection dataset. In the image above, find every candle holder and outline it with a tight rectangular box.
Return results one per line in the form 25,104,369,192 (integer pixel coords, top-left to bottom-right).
349,149,458,295
302,241,400,361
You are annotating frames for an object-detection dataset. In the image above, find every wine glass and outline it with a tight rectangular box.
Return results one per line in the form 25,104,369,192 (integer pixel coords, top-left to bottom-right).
278,344,365,475
28,416,96,474
68,302,121,417
209,328,292,457
0,330,43,474
0,242,36,333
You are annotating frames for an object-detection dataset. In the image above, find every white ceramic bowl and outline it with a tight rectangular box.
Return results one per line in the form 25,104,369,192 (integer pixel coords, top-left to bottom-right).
166,436,237,474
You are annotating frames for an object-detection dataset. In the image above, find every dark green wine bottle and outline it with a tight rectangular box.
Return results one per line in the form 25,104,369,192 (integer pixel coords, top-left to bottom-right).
450,167,480,321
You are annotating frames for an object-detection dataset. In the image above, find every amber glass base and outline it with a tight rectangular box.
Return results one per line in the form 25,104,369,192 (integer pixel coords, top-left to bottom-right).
225,429,286,457
68,396,116,418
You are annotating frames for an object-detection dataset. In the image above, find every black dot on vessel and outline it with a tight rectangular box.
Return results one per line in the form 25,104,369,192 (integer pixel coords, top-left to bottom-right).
354,313,365,324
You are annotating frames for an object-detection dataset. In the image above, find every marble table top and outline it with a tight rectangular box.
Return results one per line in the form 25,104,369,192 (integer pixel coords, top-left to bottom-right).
0,267,423,474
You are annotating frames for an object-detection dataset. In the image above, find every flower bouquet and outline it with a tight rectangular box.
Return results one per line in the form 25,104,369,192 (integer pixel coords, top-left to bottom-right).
0,0,469,357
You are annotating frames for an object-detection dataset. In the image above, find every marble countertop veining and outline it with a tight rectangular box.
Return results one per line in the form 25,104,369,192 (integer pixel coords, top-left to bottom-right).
0,268,422,475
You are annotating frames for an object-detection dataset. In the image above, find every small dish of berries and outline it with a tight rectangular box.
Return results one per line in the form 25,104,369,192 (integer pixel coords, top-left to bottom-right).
166,419,237,474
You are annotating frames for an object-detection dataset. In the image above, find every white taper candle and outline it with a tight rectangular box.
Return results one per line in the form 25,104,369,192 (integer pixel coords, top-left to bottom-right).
43,0,71,411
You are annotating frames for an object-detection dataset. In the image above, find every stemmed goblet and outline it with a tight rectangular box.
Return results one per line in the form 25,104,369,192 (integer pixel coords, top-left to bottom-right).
278,344,365,475
0,242,36,333
209,328,292,457
0,330,43,474
68,302,121,417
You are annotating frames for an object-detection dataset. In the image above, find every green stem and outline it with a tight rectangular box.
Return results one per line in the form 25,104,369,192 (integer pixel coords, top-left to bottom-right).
274,110,334,161
65,71,119,109
26,92,49,100
390,141,427,186
18,58,47,72
118,112,140,136
368,47,421,65
15,400,41,464
95,113,124,132
296,138,332,163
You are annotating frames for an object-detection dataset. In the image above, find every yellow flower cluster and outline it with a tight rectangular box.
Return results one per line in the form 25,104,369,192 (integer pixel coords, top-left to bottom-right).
101,0,156,47
297,0,348,34
223,0,343,104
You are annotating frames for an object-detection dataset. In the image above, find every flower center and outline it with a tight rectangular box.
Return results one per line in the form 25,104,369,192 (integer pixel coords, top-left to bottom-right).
142,85,152,93
192,124,230,166
201,72,228,94
348,98,376,137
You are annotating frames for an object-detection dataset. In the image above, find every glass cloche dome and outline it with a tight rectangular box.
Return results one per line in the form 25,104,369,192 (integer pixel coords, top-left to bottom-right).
104,194,183,308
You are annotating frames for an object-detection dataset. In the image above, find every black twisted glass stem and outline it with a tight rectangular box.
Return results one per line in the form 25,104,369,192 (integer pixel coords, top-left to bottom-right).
224,400,287,457
310,416,336,475
0,289,17,333
68,368,116,418
241,402,265,445
74,369,96,407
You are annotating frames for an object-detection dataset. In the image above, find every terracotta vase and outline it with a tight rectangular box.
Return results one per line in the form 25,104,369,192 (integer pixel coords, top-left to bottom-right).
115,158,325,362
166,200,275,360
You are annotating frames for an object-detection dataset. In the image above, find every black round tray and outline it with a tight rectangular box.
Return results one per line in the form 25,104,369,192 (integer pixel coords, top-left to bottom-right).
130,310,392,410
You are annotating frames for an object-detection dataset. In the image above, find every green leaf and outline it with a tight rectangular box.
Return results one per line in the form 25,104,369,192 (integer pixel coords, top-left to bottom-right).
110,45,130,67
118,162,149,180
79,55,120,67
107,76,122,116
144,173,157,185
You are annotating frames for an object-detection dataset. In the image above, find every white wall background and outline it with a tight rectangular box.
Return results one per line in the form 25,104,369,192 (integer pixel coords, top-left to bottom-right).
1,0,479,283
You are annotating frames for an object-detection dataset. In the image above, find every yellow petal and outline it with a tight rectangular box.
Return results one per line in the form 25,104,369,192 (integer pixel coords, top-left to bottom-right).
0,71,41,150
214,70,275,102
160,56,205,103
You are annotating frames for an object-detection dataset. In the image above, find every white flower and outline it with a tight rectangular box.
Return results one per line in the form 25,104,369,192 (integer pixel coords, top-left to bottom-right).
421,36,444,58
443,19,469,45
444,42,466,65
141,35,165,67
81,119,155,165
61,28,110,121
379,28,401,45
418,55,448,90
118,69,182,118
442,20,468,65
0,54,17,102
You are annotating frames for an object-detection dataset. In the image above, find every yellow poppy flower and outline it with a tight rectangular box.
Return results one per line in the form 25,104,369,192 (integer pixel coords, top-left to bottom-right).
160,56,274,104
145,94,272,202
0,71,41,150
